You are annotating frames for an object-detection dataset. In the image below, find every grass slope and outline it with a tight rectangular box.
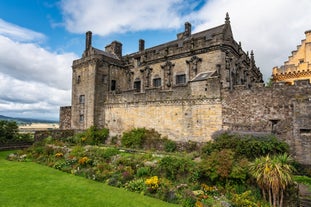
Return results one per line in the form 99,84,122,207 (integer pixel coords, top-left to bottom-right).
0,151,179,207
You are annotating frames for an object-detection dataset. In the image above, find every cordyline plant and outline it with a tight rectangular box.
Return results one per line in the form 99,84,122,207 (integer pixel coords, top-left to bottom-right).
249,153,295,207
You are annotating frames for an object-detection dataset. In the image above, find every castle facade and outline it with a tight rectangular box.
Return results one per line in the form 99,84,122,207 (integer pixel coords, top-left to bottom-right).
60,14,310,166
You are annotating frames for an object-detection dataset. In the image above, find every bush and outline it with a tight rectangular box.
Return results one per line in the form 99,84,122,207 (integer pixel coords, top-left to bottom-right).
157,156,197,181
164,139,177,152
136,167,151,177
121,128,146,148
203,132,289,160
125,178,146,193
75,126,109,145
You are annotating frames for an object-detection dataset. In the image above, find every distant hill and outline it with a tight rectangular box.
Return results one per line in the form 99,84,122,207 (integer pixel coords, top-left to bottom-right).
0,115,58,124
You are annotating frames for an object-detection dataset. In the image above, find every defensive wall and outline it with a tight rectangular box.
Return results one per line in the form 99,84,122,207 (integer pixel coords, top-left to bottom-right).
222,80,311,166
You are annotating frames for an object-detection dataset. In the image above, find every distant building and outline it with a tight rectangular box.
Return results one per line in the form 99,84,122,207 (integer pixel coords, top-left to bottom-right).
272,30,311,84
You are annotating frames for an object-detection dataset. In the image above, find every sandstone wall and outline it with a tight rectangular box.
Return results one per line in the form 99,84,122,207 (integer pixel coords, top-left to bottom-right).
104,98,222,142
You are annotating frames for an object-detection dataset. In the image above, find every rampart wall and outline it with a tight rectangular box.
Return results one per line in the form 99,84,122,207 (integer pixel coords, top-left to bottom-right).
222,80,311,166
104,80,222,142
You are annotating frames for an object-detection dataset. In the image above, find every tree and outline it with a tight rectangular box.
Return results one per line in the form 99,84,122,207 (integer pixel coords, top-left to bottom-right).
249,153,295,207
0,120,19,143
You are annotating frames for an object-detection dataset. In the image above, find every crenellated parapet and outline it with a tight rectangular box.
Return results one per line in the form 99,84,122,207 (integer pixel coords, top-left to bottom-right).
272,30,311,84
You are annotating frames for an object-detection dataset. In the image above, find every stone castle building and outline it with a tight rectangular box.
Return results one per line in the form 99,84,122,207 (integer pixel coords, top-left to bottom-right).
272,30,311,84
60,14,311,166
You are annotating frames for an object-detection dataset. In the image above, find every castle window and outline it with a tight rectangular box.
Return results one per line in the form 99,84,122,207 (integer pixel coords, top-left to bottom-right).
299,59,304,63
153,78,161,87
134,80,141,92
77,75,81,84
176,74,186,85
79,114,84,122
111,80,116,91
79,95,85,104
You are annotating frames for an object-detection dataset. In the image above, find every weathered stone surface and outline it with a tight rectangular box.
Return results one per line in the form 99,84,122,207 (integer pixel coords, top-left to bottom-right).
59,106,71,129
222,82,311,166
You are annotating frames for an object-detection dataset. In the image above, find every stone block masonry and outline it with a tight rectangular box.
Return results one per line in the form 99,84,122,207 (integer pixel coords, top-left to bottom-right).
222,82,311,166
105,98,222,142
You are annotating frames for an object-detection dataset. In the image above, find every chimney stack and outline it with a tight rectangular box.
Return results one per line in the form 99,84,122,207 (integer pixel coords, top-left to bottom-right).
105,41,123,59
139,39,145,52
184,22,191,37
86,31,92,50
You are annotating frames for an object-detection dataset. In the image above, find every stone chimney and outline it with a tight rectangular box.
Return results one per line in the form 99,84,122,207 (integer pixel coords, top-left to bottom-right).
177,22,192,40
85,31,92,50
105,41,122,58
139,39,145,52
184,22,191,38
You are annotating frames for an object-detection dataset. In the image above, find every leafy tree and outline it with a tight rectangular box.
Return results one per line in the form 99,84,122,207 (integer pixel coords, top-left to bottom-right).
0,120,19,143
249,153,295,207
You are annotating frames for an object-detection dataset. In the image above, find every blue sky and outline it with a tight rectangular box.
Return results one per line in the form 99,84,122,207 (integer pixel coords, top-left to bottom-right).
1,0,311,121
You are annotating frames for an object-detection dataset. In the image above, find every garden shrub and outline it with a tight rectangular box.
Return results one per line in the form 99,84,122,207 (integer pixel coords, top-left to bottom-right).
121,128,170,150
101,147,120,159
164,139,177,152
157,156,197,181
121,128,146,148
70,145,85,157
136,166,150,177
199,149,248,185
124,178,146,193
203,132,289,160
75,126,109,145
230,190,259,207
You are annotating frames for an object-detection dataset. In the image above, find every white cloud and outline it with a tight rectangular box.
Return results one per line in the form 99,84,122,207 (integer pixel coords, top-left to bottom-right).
0,19,45,42
0,73,71,120
0,20,76,120
60,0,190,35
0,35,76,90
191,0,311,80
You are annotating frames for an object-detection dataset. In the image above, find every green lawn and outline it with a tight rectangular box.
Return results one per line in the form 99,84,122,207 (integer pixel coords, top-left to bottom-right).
0,151,180,207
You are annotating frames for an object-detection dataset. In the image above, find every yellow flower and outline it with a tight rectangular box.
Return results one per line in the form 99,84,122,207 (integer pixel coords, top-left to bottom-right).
145,176,159,190
78,156,89,165
55,152,63,158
